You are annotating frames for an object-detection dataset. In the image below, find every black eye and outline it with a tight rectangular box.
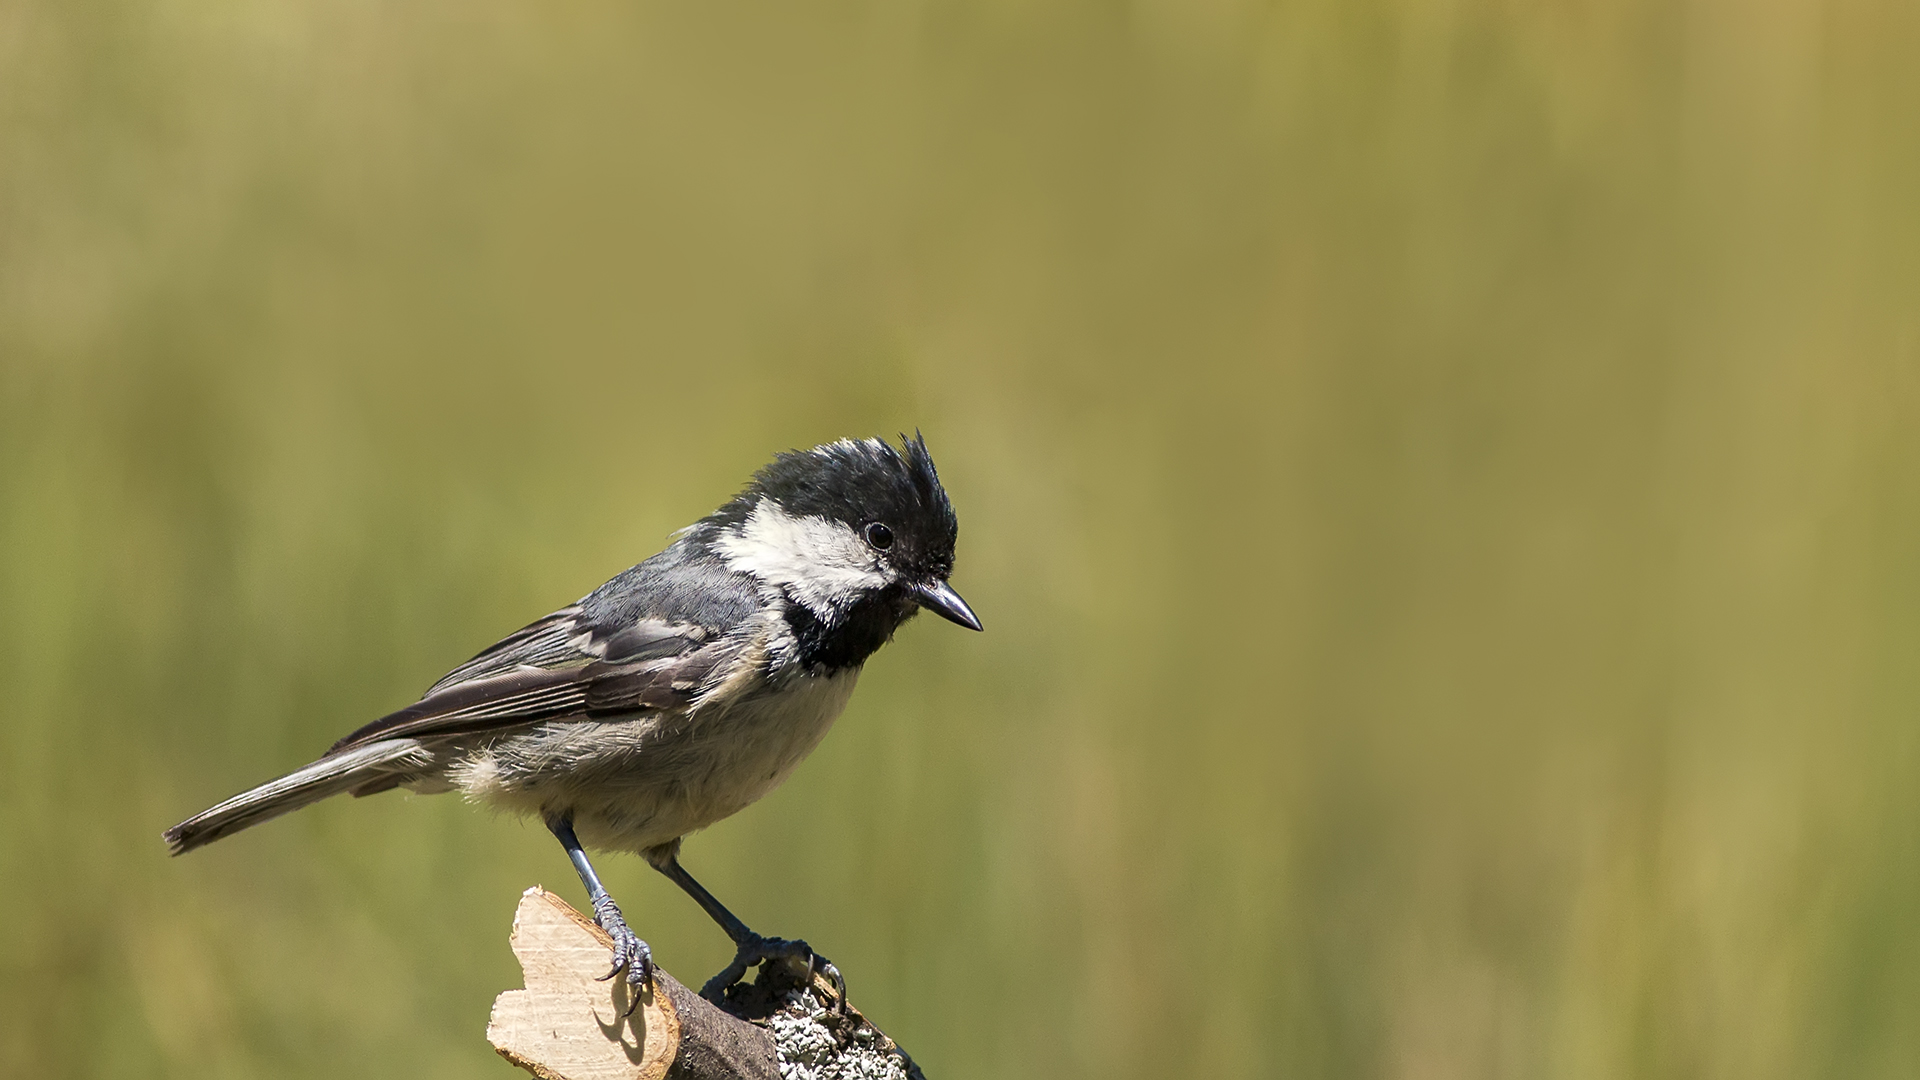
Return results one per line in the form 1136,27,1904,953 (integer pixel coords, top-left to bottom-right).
865,522,894,550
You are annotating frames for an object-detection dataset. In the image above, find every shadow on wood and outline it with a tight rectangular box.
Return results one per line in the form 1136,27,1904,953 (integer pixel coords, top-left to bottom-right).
488,887,925,1080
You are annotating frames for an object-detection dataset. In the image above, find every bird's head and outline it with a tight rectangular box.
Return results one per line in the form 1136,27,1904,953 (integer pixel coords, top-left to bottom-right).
702,433,981,635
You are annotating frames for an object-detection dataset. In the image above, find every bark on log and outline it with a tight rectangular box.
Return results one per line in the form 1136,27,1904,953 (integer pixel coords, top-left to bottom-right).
488,887,925,1080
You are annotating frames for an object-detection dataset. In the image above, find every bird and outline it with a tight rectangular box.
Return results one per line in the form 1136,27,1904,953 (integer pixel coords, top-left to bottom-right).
163,433,980,1000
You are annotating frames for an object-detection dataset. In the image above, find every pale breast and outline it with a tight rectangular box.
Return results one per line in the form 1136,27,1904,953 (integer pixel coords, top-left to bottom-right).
689,667,862,818
452,666,863,852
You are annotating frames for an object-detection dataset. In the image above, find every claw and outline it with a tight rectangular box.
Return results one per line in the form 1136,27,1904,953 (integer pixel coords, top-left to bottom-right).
589,893,654,1015
813,954,849,1013
699,933,844,1007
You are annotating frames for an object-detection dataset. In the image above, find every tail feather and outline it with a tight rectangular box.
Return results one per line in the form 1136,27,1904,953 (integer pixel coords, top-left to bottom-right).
163,739,429,855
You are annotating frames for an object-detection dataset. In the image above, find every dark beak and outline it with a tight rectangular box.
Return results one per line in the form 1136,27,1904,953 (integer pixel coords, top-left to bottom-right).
914,579,983,631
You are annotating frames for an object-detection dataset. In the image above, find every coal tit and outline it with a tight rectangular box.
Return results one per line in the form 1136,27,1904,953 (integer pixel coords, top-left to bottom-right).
165,433,980,997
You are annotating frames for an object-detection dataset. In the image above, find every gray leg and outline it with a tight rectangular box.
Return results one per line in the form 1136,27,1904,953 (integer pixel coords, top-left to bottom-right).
547,816,653,999
652,853,844,1005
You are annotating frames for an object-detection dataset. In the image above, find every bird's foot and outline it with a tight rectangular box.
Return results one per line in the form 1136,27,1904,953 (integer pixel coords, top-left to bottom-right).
590,894,653,1014
700,933,846,1010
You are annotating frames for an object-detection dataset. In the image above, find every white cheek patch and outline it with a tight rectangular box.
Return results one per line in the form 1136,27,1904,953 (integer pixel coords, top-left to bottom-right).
714,499,890,616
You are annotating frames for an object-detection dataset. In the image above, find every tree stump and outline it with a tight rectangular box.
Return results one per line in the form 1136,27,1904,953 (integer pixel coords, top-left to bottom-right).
488,887,925,1080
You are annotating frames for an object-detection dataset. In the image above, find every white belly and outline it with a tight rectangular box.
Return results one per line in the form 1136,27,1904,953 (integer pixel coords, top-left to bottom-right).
450,667,862,852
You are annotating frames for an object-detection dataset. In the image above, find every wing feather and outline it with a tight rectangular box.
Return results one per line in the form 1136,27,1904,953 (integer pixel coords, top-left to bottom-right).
424,607,590,694
327,544,760,756
329,613,731,755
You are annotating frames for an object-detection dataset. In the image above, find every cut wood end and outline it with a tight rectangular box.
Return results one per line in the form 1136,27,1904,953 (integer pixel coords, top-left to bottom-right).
487,886,681,1080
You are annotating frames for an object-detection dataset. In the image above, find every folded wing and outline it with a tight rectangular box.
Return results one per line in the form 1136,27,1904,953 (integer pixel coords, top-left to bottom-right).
327,606,735,755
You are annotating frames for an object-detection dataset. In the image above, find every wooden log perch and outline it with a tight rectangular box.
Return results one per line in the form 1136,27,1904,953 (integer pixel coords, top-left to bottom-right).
489,887,926,1080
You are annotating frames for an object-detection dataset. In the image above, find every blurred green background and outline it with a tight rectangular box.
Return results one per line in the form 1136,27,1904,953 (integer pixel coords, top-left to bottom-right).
5,0,1920,1076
